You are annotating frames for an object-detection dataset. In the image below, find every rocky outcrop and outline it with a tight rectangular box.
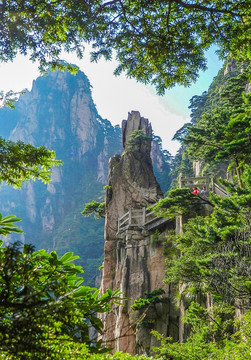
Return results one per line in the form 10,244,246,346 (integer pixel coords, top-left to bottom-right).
105,111,163,240
223,59,236,76
0,69,122,285
0,72,171,287
100,112,177,354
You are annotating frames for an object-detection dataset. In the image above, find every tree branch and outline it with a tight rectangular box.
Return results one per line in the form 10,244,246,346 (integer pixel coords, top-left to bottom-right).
174,0,243,17
210,12,230,48
118,0,142,35
196,194,214,207
100,0,119,7
166,0,172,33
0,299,48,309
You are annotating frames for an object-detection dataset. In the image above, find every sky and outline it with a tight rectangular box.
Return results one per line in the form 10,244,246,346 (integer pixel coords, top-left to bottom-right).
0,45,223,155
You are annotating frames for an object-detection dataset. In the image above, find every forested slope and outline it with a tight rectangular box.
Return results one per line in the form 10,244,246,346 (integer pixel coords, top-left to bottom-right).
150,61,251,359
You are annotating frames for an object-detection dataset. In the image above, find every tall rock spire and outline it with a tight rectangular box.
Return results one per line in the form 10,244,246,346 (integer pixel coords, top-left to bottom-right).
100,112,175,355
104,111,163,240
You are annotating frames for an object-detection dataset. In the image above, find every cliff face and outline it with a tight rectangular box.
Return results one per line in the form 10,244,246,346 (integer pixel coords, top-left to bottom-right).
100,112,177,354
0,69,122,284
0,71,171,286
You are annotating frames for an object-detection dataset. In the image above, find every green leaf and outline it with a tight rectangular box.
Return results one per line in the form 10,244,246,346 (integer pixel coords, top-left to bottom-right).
59,252,79,263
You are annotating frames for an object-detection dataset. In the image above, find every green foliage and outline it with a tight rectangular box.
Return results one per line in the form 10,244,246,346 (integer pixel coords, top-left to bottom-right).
151,230,162,246
0,90,25,109
163,172,251,304
150,64,251,359
82,200,106,219
0,1,250,93
151,187,212,219
126,130,152,151
88,352,151,359
169,149,194,188
176,64,251,186
0,241,123,359
152,309,251,360
149,167,251,358
213,310,251,360
153,330,218,360
91,1,250,93
131,288,166,310
0,213,23,236
0,137,62,188
151,66,251,351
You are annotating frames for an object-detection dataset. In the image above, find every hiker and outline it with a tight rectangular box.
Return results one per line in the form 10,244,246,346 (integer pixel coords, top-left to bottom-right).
200,186,207,194
192,187,199,194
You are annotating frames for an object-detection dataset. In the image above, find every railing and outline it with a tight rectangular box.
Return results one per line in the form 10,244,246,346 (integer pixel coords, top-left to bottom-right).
179,174,230,197
212,180,229,198
117,207,157,233
117,176,230,233
179,175,210,190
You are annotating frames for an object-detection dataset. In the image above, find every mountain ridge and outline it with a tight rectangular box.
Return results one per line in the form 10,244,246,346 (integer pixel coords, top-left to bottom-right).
0,68,171,285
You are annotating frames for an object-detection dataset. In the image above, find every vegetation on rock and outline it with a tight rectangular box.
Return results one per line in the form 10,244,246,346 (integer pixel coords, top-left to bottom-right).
149,63,251,358
131,288,166,310
152,308,251,360
82,200,106,219
126,130,152,152
175,63,251,187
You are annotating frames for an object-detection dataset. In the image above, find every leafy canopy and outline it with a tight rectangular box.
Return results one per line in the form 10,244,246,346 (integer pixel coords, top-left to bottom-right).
149,62,251,358
0,137,62,188
0,213,23,236
174,63,251,187
153,308,251,360
0,1,250,93
167,182,250,303
0,241,123,359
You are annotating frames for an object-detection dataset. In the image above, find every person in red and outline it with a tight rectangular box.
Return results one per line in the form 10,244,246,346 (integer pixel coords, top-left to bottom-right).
192,187,199,194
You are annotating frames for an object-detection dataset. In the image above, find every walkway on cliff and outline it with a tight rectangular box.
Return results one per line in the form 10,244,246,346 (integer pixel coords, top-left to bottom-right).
117,207,173,233
178,175,229,198
117,175,229,234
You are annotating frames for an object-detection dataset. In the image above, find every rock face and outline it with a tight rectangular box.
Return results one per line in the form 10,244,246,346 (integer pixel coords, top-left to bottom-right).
105,111,163,241
0,69,122,284
100,112,177,354
223,59,236,76
0,72,171,286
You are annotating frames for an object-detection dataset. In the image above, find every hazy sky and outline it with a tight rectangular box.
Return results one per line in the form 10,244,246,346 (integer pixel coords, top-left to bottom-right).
0,45,223,155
